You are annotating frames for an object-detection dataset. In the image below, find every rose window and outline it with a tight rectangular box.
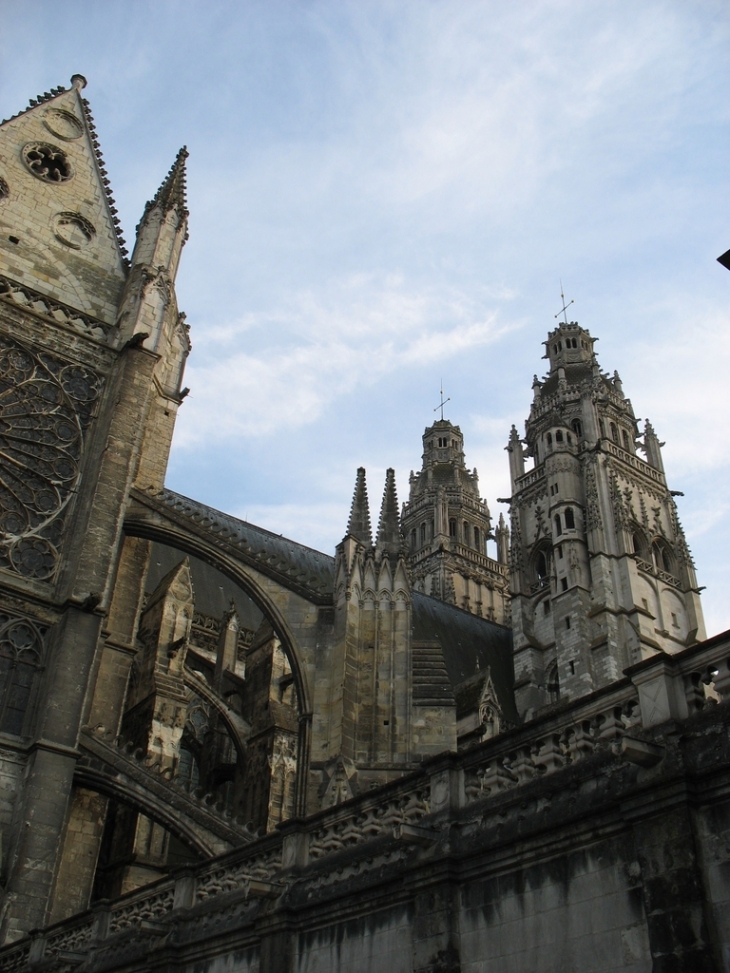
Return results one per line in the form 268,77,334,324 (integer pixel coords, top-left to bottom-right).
22,142,73,183
0,335,101,582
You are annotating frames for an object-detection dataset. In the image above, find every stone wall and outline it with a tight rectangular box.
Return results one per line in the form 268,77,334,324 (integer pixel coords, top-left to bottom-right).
5,631,728,973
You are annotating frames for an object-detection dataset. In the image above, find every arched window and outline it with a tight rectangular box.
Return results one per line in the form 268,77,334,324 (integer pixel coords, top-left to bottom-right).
564,507,575,530
546,433,553,447
534,545,553,587
610,423,619,444
622,430,630,451
652,541,674,575
554,514,562,536
449,519,456,537
420,523,427,546
463,522,469,545
555,430,563,443
473,527,480,551
599,419,606,438
410,529,416,551
571,418,582,438
0,618,45,737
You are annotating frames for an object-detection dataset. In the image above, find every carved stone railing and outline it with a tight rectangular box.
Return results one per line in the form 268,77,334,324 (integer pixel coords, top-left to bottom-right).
4,631,729,971
451,545,507,578
602,439,665,485
0,274,118,345
633,555,681,590
514,465,546,492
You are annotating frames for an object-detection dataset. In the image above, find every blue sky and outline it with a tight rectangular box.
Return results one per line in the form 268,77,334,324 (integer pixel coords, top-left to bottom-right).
2,1,729,636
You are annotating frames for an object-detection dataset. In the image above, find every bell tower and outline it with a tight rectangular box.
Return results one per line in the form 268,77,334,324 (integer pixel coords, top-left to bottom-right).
508,321,705,717
401,418,510,624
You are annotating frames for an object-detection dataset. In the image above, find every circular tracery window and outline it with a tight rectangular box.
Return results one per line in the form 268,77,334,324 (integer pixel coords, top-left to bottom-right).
43,108,83,141
54,212,96,249
21,142,73,183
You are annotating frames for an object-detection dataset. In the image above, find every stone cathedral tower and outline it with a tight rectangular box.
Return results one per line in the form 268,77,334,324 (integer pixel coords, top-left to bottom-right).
507,321,705,716
0,76,190,939
401,418,510,624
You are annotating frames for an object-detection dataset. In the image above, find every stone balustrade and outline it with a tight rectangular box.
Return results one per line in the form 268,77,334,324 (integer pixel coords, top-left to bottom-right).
3,631,728,971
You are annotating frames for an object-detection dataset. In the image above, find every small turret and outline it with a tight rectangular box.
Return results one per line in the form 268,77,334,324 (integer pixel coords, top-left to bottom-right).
495,513,509,565
643,420,665,473
506,425,525,490
130,147,189,278
375,469,402,557
346,467,373,547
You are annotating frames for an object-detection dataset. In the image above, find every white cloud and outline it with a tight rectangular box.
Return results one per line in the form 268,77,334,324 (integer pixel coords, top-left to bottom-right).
175,275,515,444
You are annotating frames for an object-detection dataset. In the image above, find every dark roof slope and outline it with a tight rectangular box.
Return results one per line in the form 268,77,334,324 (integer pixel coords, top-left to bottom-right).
135,488,335,603
411,593,517,724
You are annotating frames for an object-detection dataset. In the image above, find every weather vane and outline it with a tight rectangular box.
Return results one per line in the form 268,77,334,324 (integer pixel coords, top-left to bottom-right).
554,279,574,324
434,381,450,420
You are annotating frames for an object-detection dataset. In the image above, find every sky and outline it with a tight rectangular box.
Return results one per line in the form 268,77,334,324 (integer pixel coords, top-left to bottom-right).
1,0,729,636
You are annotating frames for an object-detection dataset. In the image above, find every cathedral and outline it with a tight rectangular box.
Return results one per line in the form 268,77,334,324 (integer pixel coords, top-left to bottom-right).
0,77,728,973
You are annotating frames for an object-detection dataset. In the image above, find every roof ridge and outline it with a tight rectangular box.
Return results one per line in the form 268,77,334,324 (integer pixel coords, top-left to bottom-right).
79,95,129,266
156,487,335,562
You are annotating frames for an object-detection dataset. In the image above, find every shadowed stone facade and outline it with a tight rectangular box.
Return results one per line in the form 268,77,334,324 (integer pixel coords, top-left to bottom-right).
0,77,727,973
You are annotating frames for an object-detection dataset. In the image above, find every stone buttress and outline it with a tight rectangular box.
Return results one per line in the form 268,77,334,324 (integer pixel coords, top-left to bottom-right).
0,77,191,938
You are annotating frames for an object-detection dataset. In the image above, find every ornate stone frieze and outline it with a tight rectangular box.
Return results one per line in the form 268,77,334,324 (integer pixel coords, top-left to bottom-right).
0,334,102,583
0,275,117,344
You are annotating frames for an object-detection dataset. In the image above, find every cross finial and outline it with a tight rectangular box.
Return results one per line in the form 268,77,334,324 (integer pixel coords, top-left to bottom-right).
434,380,450,421
554,279,574,324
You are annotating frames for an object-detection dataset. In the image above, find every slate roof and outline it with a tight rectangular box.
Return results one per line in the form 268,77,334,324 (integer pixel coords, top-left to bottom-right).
135,488,335,604
411,593,517,724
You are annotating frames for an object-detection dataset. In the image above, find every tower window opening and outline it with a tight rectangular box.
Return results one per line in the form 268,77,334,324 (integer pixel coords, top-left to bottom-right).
557,544,563,559
438,437,448,447
566,617,571,630
536,551,549,580
410,529,416,551
420,523,426,546
555,430,563,443
547,663,560,702
451,439,457,448
561,577,568,591
546,433,553,447
463,522,469,545
553,344,558,354
473,527,480,551
449,519,456,537
564,507,575,530
567,433,572,444
543,600,551,615
610,423,619,444
599,419,606,438
558,341,563,351
622,430,630,451
572,418,582,438
554,514,562,536
569,659,575,673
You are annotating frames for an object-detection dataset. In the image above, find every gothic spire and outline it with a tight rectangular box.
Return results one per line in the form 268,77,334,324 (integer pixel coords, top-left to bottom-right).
143,146,189,222
346,468,373,547
376,468,402,555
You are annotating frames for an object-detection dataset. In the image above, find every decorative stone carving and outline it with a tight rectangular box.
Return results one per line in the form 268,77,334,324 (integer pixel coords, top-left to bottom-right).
21,141,73,182
43,107,83,141
0,334,101,582
53,211,96,249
